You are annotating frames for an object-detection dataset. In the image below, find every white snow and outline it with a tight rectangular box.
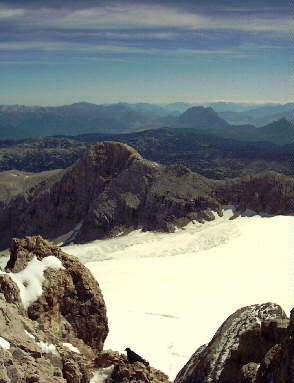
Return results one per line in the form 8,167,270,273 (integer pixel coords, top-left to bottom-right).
90,366,114,383
0,255,9,270
58,210,294,380
62,342,80,353
24,329,36,340
4,256,64,309
37,341,59,356
0,337,10,350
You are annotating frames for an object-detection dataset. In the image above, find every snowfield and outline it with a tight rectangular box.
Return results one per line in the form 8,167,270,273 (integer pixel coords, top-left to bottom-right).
65,208,292,380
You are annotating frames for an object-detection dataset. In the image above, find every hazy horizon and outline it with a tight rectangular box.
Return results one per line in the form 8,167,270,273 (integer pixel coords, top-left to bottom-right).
0,0,291,105
0,100,291,108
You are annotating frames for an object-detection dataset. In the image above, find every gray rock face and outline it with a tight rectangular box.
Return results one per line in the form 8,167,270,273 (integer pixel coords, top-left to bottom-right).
174,303,288,383
0,142,221,249
0,142,292,250
215,171,294,216
254,307,294,383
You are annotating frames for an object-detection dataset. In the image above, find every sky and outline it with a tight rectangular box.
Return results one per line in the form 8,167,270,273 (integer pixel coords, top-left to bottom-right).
0,0,291,105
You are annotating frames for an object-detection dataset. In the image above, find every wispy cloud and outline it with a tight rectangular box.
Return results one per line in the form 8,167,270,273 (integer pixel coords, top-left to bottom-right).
0,1,290,65
0,7,25,18
39,5,290,33
0,40,235,55
0,4,290,32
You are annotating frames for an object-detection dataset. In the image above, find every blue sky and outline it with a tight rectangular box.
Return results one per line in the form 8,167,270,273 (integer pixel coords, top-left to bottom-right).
0,0,291,105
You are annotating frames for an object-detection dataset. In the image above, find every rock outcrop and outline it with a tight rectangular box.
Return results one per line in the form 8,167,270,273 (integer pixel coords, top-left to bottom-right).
94,350,170,383
0,236,170,383
174,303,289,383
215,171,294,216
5,236,109,353
0,142,292,250
254,307,294,383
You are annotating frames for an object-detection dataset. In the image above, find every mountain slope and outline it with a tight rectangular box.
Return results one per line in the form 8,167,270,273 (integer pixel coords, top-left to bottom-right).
0,142,292,250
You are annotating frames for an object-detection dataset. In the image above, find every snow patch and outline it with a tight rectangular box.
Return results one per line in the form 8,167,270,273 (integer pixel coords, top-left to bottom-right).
4,256,64,309
0,337,10,350
37,341,59,356
90,366,114,383
24,330,35,340
0,255,9,270
62,342,80,353
64,207,240,264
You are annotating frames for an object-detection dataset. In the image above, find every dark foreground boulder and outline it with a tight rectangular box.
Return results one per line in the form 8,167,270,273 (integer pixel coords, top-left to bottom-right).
174,303,289,383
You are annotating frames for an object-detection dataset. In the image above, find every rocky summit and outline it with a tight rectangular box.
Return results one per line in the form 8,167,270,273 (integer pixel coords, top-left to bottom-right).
174,303,291,383
0,141,221,249
0,141,292,250
0,236,170,383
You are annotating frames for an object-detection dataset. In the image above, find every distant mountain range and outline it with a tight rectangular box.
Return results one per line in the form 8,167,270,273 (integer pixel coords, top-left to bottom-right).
0,125,291,179
176,107,292,145
0,102,291,142
218,103,292,126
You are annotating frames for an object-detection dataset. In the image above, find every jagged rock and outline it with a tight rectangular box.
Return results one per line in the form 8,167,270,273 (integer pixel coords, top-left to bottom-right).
0,274,25,313
215,171,294,215
94,350,170,383
0,236,170,383
255,307,294,383
174,303,288,383
240,362,260,383
5,236,108,353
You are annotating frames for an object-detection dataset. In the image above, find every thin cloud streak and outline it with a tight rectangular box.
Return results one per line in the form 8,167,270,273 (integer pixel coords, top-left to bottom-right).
0,40,236,55
0,7,25,18
42,6,291,32
0,4,290,33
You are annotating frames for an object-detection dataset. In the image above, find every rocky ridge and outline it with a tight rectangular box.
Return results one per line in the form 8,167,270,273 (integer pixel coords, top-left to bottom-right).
174,303,291,383
0,141,221,249
0,141,292,250
0,236,170,383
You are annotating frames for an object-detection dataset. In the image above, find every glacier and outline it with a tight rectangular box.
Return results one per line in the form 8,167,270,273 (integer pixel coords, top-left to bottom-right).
64,207,292,380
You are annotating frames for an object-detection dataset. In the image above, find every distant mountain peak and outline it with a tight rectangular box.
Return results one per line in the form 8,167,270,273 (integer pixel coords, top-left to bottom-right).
178,106,230,130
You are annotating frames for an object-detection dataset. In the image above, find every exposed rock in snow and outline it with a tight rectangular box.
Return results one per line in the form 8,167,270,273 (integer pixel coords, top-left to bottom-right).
174,303,288,383
5,255,64,309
